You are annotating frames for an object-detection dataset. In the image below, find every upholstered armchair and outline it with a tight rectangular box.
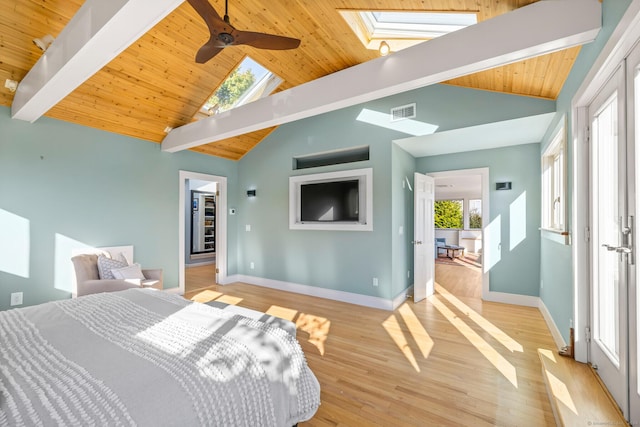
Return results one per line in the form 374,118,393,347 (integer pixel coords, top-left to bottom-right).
71,253,163,297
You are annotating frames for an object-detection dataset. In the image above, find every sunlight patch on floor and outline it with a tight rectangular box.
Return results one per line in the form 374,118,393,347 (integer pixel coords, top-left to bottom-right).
189,289,223,303
538,348,557,363
215,295,243,305
265,305,298,321
430,295,518,387
546,370,578,415
382,314,420,372
435,283,523,353
398,303,433,358
297,313,331,356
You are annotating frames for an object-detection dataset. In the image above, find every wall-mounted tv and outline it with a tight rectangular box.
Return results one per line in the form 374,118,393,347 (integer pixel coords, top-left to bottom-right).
289,168,373,231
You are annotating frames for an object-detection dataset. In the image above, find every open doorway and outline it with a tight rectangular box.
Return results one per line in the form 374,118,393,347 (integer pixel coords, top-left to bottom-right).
178,171,228,295
429,168,489,299
187,184,217,293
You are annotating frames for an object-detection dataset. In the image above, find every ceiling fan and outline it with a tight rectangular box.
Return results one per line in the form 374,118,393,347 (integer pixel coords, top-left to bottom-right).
187,0,301,64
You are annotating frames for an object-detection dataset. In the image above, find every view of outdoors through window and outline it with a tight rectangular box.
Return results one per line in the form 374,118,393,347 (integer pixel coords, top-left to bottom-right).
196,57,282,119
435,200,463,229
469,199,482,229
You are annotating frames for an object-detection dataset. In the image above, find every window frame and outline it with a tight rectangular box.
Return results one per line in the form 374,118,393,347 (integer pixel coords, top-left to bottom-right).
468,198,482,230
542,117,568,233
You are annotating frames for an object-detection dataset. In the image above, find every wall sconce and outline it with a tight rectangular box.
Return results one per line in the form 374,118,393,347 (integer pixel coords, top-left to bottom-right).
33,34,55,52
246,189,256,197
379,41,391,56
496,182,512,191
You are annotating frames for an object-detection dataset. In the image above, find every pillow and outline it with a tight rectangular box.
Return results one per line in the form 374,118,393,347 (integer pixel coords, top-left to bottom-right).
97,254,128,279
111,264,146,280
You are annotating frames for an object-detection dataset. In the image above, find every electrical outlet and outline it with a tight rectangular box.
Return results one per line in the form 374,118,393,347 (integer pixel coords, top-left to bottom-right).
250,262,255,269
407,270,410,278
245,224,251,232
10,292,23,306
372,277,378,287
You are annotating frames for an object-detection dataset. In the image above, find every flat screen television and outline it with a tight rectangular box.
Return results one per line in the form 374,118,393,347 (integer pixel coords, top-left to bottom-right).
289,168,373,231
300,180,359,222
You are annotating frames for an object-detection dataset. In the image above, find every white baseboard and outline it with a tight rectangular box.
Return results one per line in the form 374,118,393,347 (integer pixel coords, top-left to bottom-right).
483,291,540,307
226,274,406,311
538,299,567,351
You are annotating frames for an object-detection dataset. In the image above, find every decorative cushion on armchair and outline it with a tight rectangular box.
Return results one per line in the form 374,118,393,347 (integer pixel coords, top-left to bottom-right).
71,253,163,297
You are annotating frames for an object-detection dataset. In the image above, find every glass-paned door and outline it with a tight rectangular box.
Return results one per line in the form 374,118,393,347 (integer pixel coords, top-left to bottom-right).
589,65,629,418
627,40,640,425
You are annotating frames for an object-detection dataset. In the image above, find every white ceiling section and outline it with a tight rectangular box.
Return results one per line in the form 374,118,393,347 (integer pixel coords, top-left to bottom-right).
11,0,184,122
161,0,601,153
394,112,555,157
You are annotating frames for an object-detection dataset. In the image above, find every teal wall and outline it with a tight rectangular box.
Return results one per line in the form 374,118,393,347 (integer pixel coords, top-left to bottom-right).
236,105,395,299
236,84,553,301
0,106,239,310
539,0,633,342
416,144,542,297
391,144,416,298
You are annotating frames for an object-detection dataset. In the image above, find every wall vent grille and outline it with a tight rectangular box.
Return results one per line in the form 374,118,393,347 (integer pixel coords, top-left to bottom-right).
391,103,416,121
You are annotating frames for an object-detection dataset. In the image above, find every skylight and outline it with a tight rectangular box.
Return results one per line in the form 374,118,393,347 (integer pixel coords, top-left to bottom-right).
194,56,282,120
340,10,478,53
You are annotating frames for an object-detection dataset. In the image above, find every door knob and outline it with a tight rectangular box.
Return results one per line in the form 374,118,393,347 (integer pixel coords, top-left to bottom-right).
411,240,423,245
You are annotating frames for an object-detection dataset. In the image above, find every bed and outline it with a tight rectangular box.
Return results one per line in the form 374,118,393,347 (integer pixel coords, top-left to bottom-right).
0,288,321,426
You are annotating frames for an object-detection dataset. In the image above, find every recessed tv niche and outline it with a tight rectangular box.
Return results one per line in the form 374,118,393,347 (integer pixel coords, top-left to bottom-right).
289,168,373,231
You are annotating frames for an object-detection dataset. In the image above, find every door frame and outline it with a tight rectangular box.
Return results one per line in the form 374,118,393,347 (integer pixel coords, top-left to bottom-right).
573,0,640,364
176,170,228,294
427,167,490,300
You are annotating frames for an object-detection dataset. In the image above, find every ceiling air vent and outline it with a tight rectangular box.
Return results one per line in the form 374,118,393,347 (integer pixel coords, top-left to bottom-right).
391,103,416,121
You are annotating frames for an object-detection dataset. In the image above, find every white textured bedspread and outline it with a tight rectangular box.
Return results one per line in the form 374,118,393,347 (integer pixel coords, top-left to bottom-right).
0,289,320,426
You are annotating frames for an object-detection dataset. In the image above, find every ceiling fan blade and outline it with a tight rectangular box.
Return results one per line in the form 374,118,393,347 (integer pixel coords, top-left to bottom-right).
195,40,224,64
233,30,301,50
187,0,227,35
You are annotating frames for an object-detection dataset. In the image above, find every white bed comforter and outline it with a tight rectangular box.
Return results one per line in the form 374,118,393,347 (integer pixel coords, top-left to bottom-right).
0,289,320,427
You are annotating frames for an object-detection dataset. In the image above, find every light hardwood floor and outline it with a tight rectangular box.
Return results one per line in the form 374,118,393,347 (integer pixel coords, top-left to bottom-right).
184,264,557,426
185,263,217,293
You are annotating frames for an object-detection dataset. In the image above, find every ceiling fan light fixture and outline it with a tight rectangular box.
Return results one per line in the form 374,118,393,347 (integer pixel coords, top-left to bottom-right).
379,40,390,56
33,34,55,52
4,79,18,93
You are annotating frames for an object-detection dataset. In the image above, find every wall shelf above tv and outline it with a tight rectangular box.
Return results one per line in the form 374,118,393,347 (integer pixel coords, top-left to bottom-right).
289,168,373,231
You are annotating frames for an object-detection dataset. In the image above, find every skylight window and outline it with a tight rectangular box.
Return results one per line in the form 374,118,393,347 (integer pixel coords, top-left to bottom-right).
195,56,282,120
340,10,477,53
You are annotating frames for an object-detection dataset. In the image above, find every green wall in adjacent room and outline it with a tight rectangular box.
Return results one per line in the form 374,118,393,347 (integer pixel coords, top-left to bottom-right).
0,106,239,310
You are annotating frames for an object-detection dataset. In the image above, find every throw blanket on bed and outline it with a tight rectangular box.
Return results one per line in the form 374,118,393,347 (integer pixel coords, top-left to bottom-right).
0,289,320,427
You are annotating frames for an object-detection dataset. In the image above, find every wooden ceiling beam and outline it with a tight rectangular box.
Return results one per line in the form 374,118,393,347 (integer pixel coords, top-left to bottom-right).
11,0,184,122
161,0,601,153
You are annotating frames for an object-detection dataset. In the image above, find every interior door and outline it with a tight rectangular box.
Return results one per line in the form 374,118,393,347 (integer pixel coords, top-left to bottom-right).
589,65,630,418
413,172,435,303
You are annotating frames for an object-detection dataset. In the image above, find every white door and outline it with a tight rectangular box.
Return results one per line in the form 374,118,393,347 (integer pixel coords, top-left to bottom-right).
414,173,435,303
588,65,630,418
627,40,640,424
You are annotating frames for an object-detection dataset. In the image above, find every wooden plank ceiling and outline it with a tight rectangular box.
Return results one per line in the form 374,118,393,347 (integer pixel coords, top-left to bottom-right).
0,0,579,160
